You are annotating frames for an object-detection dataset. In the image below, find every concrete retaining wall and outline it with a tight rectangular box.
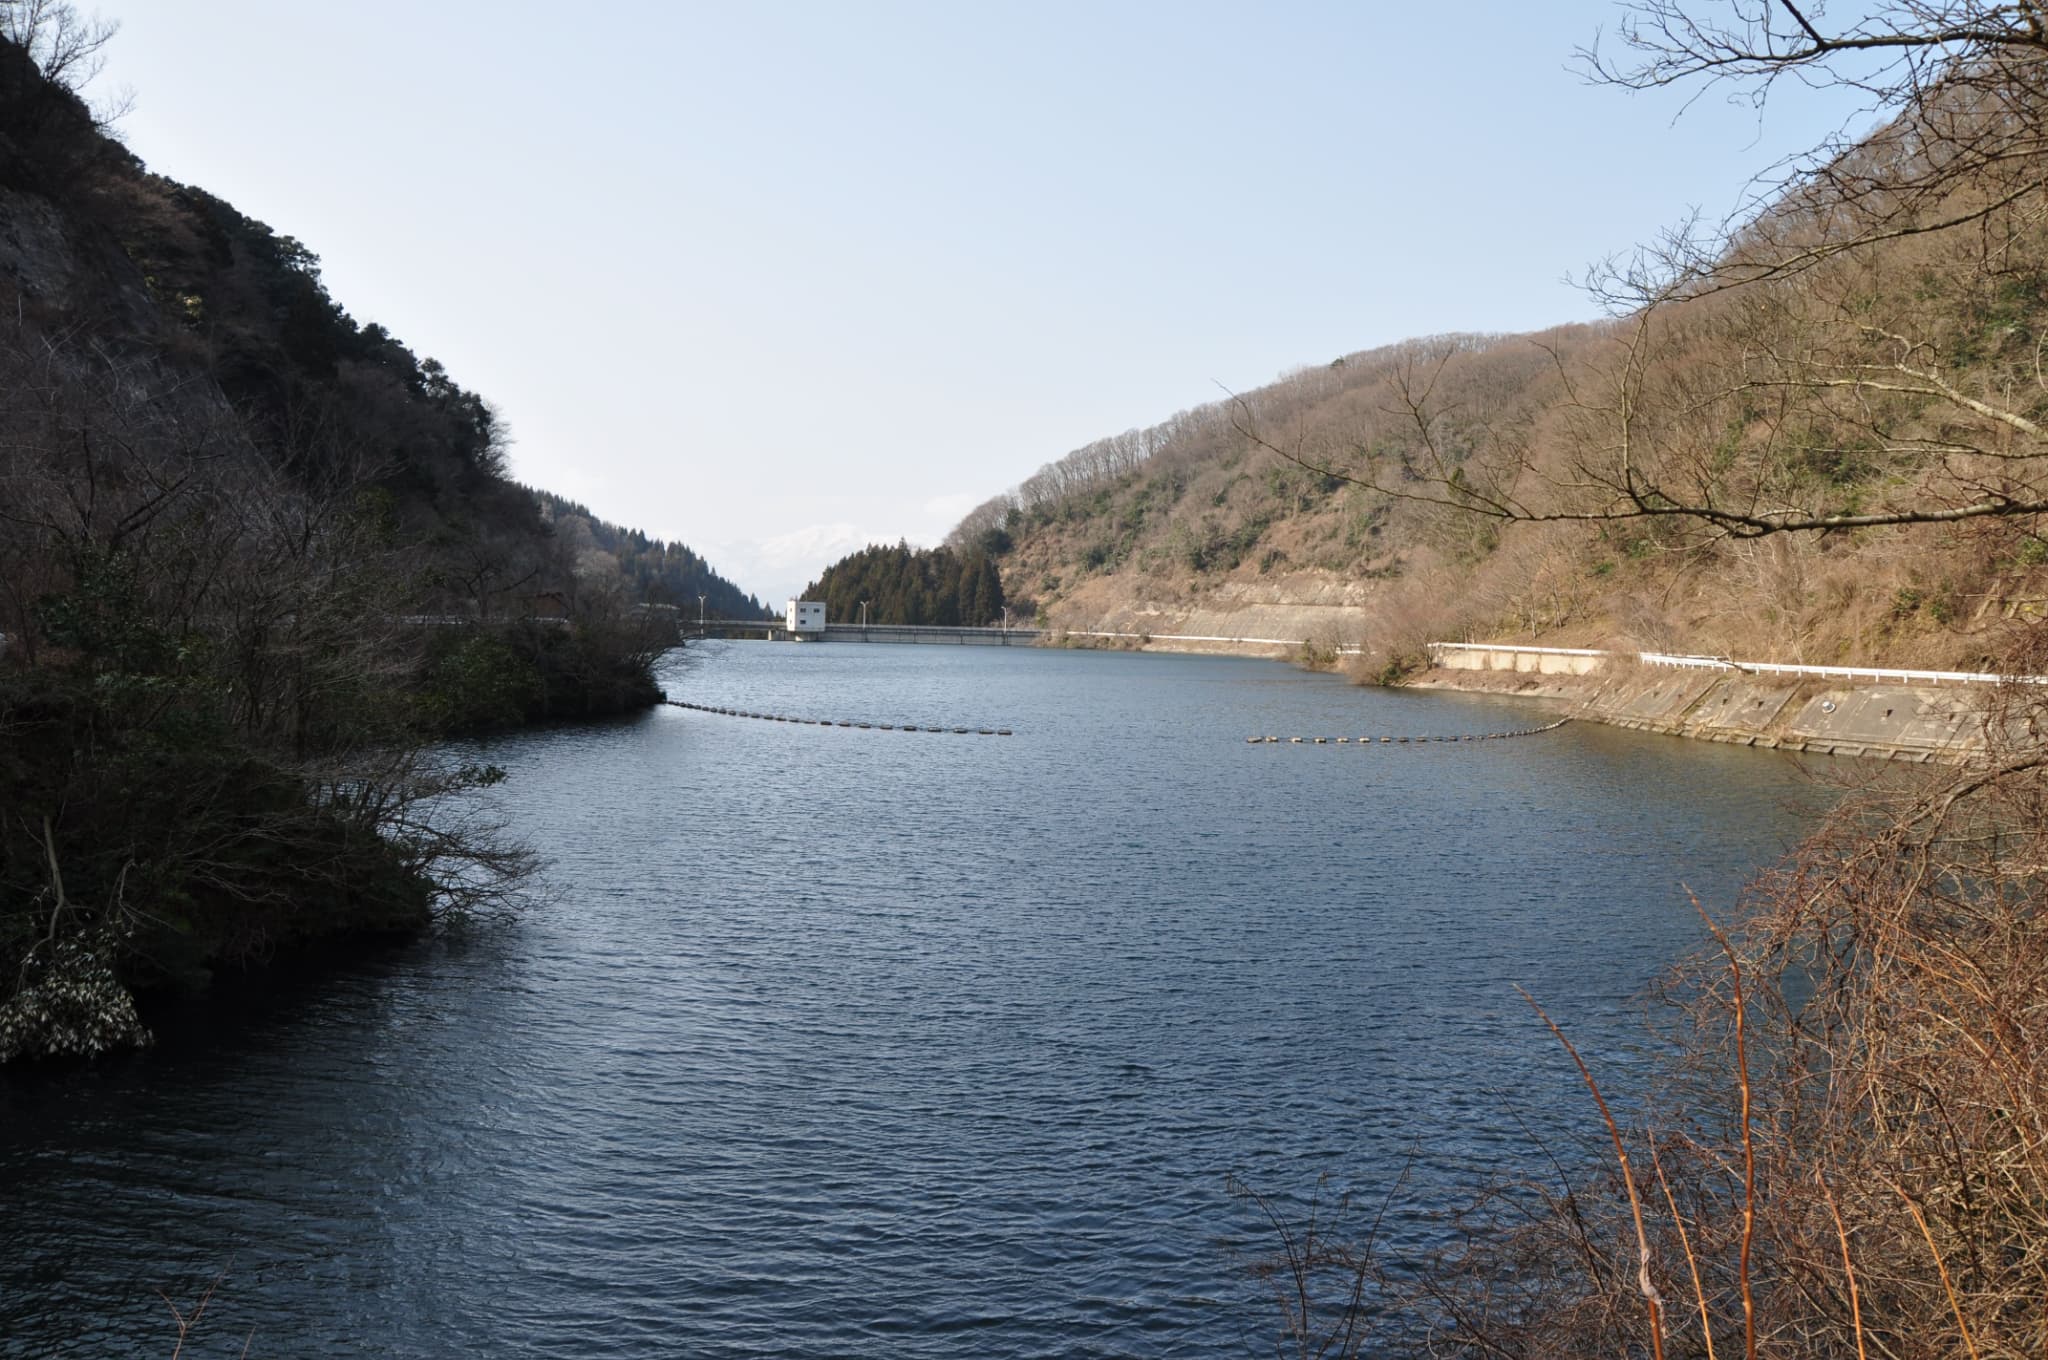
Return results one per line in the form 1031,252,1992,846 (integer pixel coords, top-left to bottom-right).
1410,656,1994,762
1437,645,1605,676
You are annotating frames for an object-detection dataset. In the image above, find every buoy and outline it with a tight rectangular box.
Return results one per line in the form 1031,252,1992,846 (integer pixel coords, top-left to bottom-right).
857,723,871,729
880,724,895,731
953,727,969,734
1290,737,1304,744
1313,737,1328,744
1336,737,1350,744
998,730,1013,736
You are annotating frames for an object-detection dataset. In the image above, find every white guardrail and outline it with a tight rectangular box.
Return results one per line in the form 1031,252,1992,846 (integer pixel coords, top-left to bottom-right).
1066,630,1365,654
1429,642,2021,687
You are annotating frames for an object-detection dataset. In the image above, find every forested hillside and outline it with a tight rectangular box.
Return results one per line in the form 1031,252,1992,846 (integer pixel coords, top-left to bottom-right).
530,491,766,620
962,71,2048,677
800,542,1006,627
0,11,746,1061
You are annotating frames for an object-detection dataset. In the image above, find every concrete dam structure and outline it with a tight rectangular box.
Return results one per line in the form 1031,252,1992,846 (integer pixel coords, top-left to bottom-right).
683,621,1041,645
819,624,1042,646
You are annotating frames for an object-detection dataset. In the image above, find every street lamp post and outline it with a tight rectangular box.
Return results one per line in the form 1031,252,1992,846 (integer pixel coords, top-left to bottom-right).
859,599,869,630
697,595,706,631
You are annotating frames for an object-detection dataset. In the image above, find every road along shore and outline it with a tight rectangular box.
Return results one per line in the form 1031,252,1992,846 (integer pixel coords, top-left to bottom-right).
1406,645,2012,763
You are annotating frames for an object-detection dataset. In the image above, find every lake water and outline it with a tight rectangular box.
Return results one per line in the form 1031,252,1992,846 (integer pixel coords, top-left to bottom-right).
0,643,1821,1357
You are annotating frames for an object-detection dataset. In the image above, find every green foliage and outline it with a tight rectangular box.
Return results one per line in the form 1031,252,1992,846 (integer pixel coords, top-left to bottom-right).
1783,427,1878,488
419,629,537,732
1950,269,2048,368
801,542,1007,626
1343,502,1389,550
1164,516,1272,575
1297,638,1339,670
1373,652,1423,686
420,620,664,734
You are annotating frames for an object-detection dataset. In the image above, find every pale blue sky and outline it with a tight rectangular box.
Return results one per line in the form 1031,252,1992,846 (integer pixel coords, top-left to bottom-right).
91,3,1860,601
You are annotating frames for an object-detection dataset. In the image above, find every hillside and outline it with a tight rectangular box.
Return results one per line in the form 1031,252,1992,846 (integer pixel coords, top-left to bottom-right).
0,29,754,649
799,541,1006,627
0,15,747,1060
960,119,2048,679
530,491,767,620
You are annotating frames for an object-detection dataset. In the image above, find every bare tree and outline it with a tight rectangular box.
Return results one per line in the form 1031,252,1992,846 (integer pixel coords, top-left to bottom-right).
0,0,130,126
0,317,534,1059
1234,2,2048,542
1584,1,2048,299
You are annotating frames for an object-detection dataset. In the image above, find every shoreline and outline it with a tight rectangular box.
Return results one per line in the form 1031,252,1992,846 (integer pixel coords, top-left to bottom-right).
1401,661,1992,762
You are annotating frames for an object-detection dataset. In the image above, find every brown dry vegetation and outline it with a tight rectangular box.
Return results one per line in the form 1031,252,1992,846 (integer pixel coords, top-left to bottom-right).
959,4,2048,1355
973,289,2048,677
1249,664,2048,1358
963,24,2048,677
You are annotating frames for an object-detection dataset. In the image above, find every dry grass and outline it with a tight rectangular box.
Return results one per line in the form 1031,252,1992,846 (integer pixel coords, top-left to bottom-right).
1249,625,2048,1359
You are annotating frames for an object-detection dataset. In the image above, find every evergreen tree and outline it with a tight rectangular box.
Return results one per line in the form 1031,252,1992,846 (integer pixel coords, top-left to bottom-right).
800,542,1007,626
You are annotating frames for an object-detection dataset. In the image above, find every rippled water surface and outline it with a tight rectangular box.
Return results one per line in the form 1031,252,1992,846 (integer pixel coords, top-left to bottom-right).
1,643,1824,1357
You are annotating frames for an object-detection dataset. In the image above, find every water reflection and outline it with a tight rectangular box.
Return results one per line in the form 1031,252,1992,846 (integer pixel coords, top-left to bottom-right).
0,644,1821,1357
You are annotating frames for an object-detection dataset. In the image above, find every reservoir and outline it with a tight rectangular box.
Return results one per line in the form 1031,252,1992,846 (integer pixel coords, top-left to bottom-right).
0,644,1819,1357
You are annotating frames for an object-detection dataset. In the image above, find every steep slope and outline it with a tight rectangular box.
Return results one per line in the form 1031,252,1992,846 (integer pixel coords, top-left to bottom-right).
0,33,754,649
531,491,767,620
962,122,2048,678
0,22,745,1059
